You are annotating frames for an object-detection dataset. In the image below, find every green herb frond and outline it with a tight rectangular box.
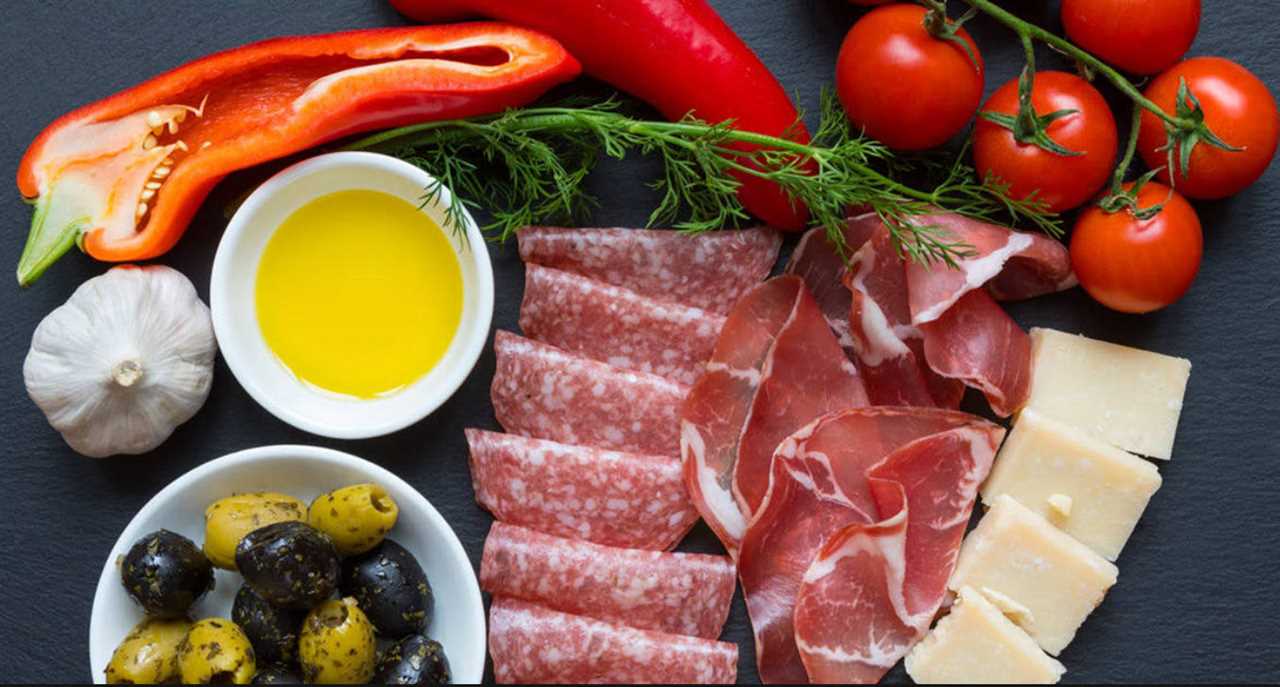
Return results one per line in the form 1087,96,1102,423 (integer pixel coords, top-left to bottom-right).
344,89,1061,266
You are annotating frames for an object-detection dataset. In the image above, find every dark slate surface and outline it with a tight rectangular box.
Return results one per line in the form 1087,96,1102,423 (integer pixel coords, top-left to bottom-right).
1,1,1277,683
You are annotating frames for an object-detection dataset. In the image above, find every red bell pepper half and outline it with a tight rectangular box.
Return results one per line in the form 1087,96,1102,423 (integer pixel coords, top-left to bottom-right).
389,0,812,232
15,24,580,285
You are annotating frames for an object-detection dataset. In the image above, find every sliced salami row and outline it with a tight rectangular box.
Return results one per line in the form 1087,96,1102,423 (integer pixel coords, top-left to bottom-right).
519,264,726,386
466,429,696,551
476,227,781,683
480,522,735,638
517,226,781,315
489,598,739,684
490,330,687,457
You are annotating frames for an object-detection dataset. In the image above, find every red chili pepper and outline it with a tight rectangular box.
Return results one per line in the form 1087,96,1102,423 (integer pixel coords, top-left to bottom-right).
15,24,580,285
389,0,811,232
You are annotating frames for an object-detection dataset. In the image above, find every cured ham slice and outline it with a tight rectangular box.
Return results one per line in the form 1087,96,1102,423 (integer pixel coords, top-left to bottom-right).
517,226,781,315
784,214,879,353
491,331,688,456
480,522,735,638
846,225,966,409
788,213,1074,417
737,407,1002,684
732,280,868,516
680,276,866,556
519,264,726,385
919,289,1032,417
466,430,697,550
489,598,739,684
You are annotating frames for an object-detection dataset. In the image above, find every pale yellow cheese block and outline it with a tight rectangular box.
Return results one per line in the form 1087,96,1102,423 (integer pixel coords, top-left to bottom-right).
906,586,1066,685
949,495,1118,655
1025,328,1191,460
982,409,1163,561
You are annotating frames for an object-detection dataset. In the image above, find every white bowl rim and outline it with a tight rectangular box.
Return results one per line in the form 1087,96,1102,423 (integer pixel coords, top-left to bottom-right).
87,444,486,683
209,151,494,439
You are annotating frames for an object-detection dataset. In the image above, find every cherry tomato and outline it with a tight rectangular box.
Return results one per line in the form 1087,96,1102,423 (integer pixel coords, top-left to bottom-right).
1137,57,1279,200
1070,182,1202,314
835,4,984,151
973,71,1118,212
1061,0,1200,76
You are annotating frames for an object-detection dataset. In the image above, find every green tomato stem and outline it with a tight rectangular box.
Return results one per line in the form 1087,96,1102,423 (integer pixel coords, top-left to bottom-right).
959,0,1187,132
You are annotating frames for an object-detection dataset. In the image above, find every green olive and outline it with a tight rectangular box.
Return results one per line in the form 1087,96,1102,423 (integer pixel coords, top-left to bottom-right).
204,492,306,569
299,598,377,684
176,618,257,684
308,484,398,556
104,617,191,684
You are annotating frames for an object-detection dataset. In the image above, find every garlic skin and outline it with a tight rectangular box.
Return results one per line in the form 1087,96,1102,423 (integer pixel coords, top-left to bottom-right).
24,265,216,458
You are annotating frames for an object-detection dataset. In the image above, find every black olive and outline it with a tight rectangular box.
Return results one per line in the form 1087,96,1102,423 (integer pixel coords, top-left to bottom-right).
373,634,450,685
251,663,303,684
340,539,433,638
120,529,213,618
232,584,305,665
236,521,339,609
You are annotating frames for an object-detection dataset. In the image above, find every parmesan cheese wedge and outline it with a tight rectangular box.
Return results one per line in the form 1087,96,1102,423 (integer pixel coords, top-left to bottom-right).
1024,328,1190,460
906,586,1065,684
982,409,1162,561
949,495,1118,656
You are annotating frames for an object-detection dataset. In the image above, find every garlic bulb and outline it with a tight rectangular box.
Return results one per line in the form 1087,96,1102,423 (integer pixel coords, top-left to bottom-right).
24,265,216,458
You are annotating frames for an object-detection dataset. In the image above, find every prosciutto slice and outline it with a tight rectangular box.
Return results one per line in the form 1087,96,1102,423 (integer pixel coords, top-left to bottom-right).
489,598,739,684
491,331,688,455
519,264,726,385
788,212,1074,416
518,226,781,315
466,430,697,550
680,276,866,556
480,522,735,638
737,407,1002,684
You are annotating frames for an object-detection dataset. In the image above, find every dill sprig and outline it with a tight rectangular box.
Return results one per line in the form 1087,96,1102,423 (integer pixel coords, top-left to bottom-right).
344,91,1060,266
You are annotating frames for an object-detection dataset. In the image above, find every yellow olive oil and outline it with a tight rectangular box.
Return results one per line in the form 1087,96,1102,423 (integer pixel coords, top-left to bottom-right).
255,189,463,399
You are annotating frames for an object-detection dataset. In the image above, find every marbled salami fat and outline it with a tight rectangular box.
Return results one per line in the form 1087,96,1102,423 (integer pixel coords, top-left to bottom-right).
517,226,781,315
489,598,738,684
481,522,735,638
519,265,726,386
491,331,688,456
466,430,697,550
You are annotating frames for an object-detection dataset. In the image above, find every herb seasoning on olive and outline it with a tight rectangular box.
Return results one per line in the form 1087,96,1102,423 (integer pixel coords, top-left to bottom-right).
298,597,378,684
235,521,339,609
104,616,192,684
341,539,433,638
176,617,257,684
232,584,305,665
373,634,451,685
204,492,307,570
308,483,399,556
120,529,214,618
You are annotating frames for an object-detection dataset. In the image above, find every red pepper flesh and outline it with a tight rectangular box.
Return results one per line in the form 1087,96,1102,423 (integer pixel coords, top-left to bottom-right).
15,24,580,285
389,0,811,232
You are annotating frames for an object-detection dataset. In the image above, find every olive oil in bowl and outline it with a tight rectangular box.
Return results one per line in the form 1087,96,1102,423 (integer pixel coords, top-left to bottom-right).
255,189,464,399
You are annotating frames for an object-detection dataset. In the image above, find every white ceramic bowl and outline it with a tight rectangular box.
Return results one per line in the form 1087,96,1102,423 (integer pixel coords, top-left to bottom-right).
210,151,494,438
88,445,485,684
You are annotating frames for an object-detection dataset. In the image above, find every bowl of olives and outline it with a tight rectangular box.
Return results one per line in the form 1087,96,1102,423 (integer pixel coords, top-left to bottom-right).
89,444,484,684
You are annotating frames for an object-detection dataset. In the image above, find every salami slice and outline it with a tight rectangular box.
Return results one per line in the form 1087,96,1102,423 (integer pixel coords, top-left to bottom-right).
491,331,688,456
489,598,738,684
519,265,726,385
466,429,697,551
480,522,735,638
517,226,781,315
